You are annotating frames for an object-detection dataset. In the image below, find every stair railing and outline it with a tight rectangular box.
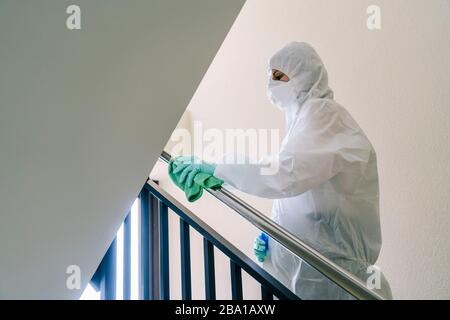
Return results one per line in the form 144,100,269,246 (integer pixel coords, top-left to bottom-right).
90,151,384,300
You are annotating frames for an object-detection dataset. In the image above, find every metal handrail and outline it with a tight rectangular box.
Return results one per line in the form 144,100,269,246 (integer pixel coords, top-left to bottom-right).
159,151,384,300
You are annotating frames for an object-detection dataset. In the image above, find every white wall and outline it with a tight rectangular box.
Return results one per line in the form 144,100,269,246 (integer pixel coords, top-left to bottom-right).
158,0,450,299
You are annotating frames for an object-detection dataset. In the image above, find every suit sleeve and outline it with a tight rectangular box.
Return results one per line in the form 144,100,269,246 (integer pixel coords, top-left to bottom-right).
214,103,370,199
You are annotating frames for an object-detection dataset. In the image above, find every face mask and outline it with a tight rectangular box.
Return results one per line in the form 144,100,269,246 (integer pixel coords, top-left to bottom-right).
267,79,298,110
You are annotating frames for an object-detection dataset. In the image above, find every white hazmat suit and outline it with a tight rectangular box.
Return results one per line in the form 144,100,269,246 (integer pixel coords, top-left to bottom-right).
214,42,392,299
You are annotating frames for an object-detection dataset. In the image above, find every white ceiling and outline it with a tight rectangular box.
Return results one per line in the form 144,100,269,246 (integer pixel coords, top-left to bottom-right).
0,0,245,298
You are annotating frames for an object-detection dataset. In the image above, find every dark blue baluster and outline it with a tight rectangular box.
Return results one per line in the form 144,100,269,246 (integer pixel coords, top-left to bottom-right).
140,189,150,300
261,285,273,300
159,201,170,300
203,239,216,300
123,211,131,300
143,181,299,300
180,219,192,300
230,260,243,300
100,239,117,300
149,193,159,300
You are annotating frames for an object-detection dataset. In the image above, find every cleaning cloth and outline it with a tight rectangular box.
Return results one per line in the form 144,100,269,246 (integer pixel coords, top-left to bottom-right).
168,158,224,202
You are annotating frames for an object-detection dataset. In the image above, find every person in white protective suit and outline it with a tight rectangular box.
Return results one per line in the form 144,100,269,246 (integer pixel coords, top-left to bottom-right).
175,42,392,299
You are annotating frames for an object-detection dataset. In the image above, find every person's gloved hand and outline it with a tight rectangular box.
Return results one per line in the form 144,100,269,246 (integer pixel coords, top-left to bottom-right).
173,156,216,188
254,233,269,262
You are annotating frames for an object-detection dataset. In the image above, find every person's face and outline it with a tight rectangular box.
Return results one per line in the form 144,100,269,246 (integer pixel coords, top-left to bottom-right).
271,69,290,82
